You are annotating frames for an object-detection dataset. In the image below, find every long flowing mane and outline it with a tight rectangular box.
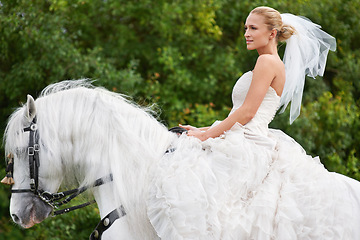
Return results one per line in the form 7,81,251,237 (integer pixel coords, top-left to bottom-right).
4,80,176,236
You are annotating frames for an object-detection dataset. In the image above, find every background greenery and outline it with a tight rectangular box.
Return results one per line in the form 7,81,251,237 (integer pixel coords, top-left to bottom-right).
1,0,359,239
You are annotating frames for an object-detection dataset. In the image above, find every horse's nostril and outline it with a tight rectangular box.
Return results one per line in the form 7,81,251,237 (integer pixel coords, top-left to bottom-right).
11,214,20,223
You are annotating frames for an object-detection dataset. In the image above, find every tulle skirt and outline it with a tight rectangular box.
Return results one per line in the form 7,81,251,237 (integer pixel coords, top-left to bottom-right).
147,124,360,239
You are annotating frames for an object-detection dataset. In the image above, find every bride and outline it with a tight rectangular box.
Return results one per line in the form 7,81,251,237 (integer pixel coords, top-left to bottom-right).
147,6,360,239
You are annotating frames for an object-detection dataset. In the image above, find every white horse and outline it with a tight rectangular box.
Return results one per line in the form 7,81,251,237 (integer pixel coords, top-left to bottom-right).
5,80,360,240
4,80,177,239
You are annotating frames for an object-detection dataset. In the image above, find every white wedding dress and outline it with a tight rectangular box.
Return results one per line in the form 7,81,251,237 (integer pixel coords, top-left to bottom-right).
147,71,360,239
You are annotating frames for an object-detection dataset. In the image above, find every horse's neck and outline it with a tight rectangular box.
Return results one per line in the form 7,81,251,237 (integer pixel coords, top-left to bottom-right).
93,182,117,218
84,109,174,239
37,91,175,238
93,183,137,240
107,118,175,239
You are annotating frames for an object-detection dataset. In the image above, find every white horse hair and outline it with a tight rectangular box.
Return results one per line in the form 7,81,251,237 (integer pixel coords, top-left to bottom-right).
7,79,360,239
5,80,177,239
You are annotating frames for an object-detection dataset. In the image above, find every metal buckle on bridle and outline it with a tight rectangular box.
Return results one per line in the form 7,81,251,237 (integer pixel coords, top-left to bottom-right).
28,144,39,156
28,147,35,156
37,190,58,208
30,123,37,131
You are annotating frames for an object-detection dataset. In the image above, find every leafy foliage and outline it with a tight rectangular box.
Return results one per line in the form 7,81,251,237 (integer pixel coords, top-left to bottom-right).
0,0,359,238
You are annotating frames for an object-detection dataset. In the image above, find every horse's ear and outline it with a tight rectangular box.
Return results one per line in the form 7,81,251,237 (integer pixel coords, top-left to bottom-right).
25,95,36,122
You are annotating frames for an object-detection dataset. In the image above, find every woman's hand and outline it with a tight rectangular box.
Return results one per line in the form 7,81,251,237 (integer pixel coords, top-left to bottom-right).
179,124,210,141
179,124,198,131
187,130,209,141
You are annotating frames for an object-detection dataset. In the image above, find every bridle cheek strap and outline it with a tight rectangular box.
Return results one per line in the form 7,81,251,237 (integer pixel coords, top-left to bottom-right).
23,118,40,194
10,119,39,194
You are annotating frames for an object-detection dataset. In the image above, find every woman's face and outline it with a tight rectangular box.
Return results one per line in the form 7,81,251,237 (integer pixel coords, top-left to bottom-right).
244,13,272,51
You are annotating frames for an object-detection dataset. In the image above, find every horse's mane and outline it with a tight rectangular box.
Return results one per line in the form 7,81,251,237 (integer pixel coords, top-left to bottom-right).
6,79,174,195
39,79,158,116
4,79,164,154
3,80,176,237
40,79,95,96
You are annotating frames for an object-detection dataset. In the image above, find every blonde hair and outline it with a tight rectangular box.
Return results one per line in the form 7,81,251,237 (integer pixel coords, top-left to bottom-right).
251,6,296,42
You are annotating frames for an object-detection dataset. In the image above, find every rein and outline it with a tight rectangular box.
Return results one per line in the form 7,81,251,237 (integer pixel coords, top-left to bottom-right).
2,121,188,238
3,118,126,239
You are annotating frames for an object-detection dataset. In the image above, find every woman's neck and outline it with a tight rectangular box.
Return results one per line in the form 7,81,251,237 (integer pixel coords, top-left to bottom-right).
257,40,278,56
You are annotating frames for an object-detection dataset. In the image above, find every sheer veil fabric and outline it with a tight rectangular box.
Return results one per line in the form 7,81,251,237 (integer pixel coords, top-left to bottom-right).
279,13,336,123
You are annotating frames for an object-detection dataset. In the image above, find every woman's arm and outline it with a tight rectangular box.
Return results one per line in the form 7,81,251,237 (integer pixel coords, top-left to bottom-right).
179,124,210,131
188,55,277,141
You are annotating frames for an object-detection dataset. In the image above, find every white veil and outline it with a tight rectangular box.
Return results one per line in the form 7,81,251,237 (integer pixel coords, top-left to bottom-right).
279,13,336,124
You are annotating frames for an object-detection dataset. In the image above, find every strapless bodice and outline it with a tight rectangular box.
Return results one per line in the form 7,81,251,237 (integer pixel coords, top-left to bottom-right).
229,71,280,135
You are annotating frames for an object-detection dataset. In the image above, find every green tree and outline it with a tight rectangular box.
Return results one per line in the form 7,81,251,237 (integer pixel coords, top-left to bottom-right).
1,0,359,238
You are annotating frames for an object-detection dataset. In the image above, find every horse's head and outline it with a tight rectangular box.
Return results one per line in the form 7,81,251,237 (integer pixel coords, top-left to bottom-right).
3,95,62,228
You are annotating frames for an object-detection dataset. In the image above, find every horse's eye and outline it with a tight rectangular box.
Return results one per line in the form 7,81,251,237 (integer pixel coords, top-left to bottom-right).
15,148,26,156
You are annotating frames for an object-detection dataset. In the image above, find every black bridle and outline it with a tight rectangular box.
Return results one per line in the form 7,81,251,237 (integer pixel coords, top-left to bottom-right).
8,118,126,239
4,122,186,238
11,118,40,195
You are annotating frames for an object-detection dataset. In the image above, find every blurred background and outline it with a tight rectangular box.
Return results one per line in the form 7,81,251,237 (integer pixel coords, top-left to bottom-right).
1,0,359,239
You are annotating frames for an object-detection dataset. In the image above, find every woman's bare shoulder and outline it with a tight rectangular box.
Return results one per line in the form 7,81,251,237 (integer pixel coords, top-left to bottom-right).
255,54,284,76
256,54,282,66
